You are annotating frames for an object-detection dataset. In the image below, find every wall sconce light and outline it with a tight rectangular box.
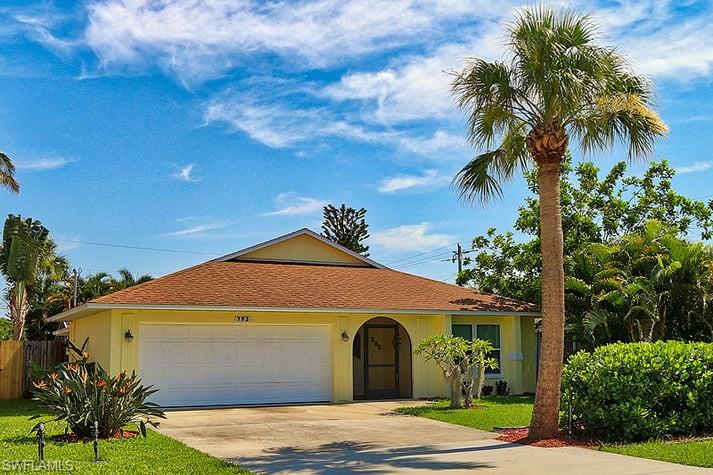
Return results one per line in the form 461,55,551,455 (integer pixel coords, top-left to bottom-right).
341,331,350,342
124,330,134,342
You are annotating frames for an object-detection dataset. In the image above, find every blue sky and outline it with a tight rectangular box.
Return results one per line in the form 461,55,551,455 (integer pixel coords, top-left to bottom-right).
1,0,713,291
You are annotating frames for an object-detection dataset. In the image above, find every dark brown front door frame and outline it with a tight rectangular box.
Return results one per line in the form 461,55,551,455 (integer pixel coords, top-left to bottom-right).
364,323,400,399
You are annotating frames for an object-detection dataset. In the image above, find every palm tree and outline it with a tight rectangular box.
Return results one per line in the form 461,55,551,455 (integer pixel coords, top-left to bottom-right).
80,272,116,301
0,152,19,193
0,215,52,340
115,268,153,290
451,7,666,438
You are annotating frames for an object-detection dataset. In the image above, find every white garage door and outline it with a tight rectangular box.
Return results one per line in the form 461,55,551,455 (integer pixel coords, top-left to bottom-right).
138,324,331,407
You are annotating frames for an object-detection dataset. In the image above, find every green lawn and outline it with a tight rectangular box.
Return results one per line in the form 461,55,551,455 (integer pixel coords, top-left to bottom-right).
602,439,713,468
399,396,713,469
396,395,534,432
0,400,250,474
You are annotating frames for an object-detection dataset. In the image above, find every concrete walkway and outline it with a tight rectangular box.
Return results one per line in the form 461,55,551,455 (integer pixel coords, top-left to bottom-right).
159,401,710,474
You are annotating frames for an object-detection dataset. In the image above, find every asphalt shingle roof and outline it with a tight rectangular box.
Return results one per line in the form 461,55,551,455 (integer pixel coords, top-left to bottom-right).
93,260,538,314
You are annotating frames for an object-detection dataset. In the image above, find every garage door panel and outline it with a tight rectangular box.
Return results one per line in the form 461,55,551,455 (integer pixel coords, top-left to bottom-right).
139,324,331,407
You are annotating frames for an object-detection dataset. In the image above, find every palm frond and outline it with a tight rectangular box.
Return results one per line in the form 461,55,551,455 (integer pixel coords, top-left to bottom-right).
453,152,505,204
453,122,529,204
0,152,19,193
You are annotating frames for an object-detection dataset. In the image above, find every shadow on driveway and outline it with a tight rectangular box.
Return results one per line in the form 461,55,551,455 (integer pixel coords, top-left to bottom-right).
228,440,510,473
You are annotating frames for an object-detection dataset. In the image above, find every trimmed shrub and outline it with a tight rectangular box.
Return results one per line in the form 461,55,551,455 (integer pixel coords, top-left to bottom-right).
495,380,510,396
31,362,165,438
562,341,713,442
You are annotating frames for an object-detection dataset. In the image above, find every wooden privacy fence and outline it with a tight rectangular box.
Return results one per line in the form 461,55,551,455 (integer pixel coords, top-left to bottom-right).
0,341,24,400
0,340,66,400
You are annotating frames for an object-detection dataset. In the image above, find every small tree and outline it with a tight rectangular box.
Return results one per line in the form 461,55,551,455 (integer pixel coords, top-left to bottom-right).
415,335,497,408
470,339,499,402
321,204,370,255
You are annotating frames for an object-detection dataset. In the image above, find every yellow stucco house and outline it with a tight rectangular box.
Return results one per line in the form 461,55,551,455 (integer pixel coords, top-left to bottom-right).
51,228,539,407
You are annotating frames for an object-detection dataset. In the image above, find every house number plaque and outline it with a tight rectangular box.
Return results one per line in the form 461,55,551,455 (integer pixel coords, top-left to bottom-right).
233,315,251,323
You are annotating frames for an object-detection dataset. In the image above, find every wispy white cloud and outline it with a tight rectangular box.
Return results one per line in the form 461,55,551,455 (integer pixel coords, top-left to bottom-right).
16,0,713,166
15,157,76,171
371,223,452,251
54,235,82,253
263,192,327,216
161,219,230,238
397,130,467,156
324,27,505,124
378,169,450,193
171,164,201,182
596,2,713,80
675,161,713,175
203,85,466,156
79,0,502,84
324,1,713,133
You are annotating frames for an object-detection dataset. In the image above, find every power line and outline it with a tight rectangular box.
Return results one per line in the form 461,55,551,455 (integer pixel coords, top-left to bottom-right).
384,243,456,266
391,252,454,270
54,239,220,256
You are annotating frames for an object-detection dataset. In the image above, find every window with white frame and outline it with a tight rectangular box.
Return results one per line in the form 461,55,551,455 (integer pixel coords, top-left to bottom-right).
452,323,501,375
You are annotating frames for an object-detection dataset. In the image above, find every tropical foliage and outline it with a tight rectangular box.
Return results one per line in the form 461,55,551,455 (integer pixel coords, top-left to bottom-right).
458,159,713,349
30,362,165,438
451,6,666,437
29,268,153,340
321,203,370,255
458,158,713,304
0,318,11,340
0,215,54,340
415,335,498,409
567,221,713,347
0,214,153,340
0,151,19,194
563,341,713,442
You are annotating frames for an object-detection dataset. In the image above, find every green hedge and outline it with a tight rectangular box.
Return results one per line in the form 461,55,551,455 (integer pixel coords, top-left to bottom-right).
562,341,713,442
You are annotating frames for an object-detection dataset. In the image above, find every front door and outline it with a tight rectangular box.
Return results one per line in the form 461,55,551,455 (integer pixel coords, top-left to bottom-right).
364,324,399,399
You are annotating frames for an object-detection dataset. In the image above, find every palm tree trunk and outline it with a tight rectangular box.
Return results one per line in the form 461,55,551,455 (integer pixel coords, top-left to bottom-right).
9,282,29,341
529,160,566,439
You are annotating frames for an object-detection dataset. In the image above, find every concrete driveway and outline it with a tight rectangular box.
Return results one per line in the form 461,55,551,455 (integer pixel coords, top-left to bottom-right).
159,401,709,474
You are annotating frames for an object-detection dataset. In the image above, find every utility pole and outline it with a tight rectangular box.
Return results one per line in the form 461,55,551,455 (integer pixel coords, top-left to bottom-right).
455,243,463,274
72,268,82,308
452,243,463,286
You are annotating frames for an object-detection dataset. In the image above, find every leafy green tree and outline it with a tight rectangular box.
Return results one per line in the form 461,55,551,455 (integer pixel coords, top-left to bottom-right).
459,159,713,304
0,152,19,193
321,204,370,255
0,318,11,340
451,7,666,438
0,215,53,340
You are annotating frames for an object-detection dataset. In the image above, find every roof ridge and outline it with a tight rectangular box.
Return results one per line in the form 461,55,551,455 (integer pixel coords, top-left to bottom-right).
213,228,384,268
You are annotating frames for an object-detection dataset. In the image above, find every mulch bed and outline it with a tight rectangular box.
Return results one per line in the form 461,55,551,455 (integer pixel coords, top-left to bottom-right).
495,427,596,448
53,430,139,443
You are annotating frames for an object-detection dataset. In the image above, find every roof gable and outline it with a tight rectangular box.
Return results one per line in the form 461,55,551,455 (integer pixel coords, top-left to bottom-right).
216,228,383,268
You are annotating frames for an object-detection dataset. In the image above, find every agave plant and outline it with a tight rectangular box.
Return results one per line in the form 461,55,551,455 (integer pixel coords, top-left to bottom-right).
30,362,165,438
